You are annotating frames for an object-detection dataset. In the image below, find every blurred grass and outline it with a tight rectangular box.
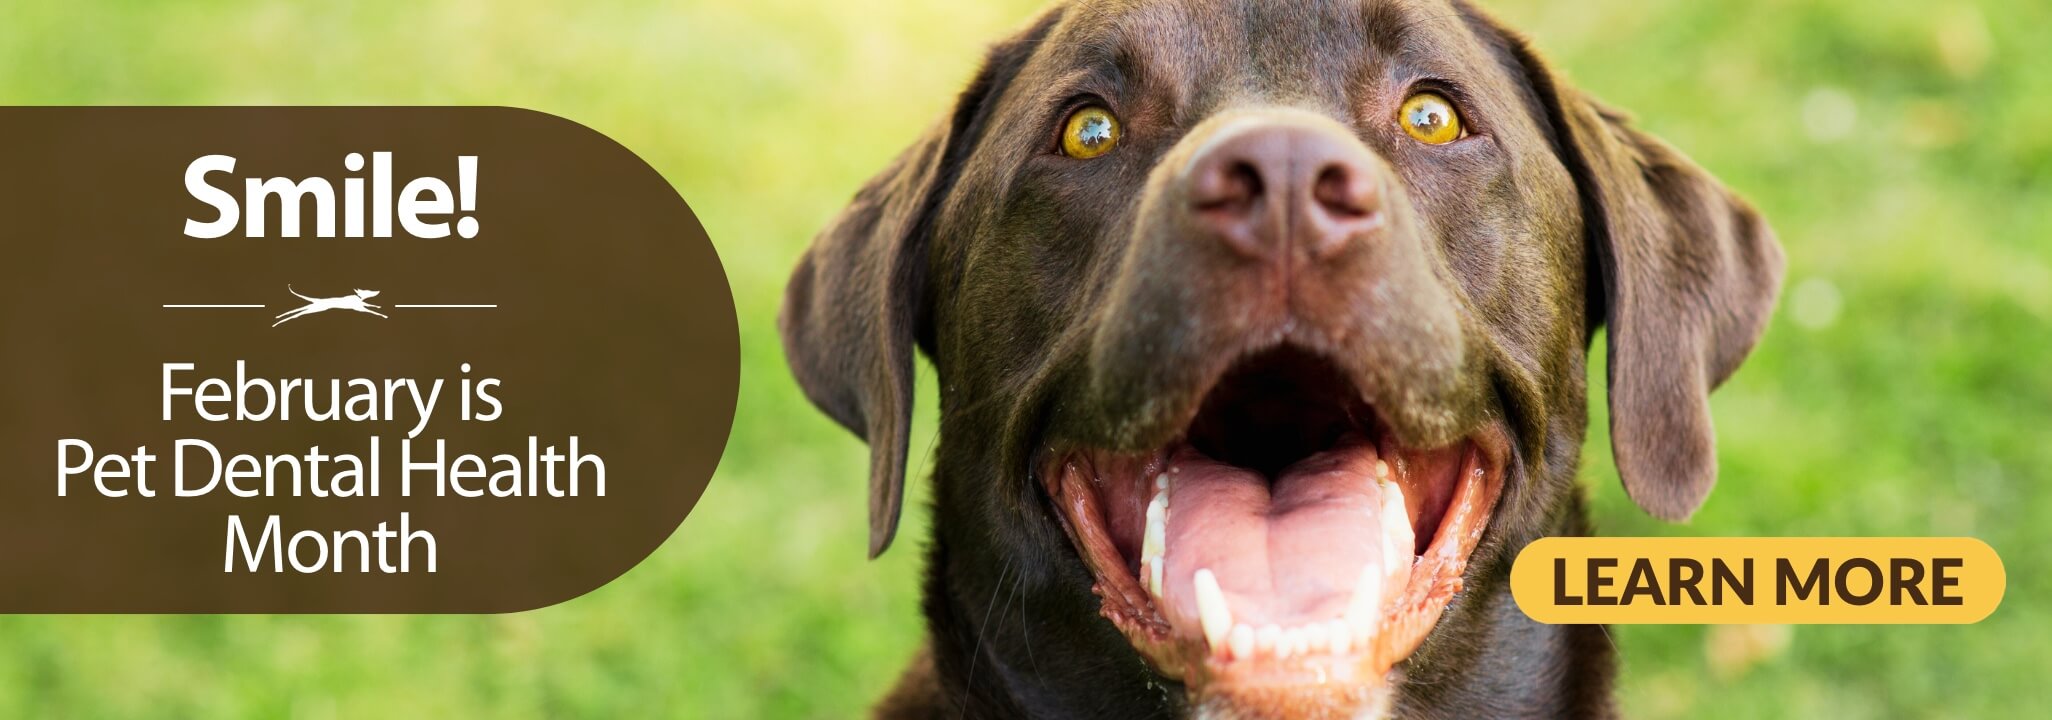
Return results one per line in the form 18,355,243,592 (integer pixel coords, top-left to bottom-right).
1,0,2046,717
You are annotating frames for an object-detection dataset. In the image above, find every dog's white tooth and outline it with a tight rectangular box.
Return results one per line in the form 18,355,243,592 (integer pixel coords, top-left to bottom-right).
1142,492,1168,558
1304,624,1329,654
1229,624,1256,660
1330,620,1353,655
1381,479,1414,575
1376,459,1392,481
1193,569,1233,650
1256,624,1281,655
1141,485,1168,596
1277,628,1299,659
1346,564,1385,630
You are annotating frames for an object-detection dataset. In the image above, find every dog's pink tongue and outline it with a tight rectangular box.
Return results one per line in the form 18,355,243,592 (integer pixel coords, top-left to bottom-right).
1158,440,1396,630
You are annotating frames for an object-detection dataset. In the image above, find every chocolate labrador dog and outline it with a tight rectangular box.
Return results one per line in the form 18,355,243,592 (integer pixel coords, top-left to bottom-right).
782,0,1782,717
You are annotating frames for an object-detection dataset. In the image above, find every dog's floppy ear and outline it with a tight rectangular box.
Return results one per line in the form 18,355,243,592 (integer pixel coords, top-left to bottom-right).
1501,26,1785,520
779,14,1053,558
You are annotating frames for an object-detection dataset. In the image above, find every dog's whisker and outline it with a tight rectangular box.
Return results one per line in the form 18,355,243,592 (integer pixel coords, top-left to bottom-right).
959,558,1015,720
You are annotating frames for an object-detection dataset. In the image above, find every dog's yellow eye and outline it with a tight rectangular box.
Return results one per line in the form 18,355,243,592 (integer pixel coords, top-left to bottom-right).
1399,92,1463,145
1061,106,1121,159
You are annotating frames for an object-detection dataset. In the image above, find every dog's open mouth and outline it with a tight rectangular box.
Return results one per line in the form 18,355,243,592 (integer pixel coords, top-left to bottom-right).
1041,346,1505,707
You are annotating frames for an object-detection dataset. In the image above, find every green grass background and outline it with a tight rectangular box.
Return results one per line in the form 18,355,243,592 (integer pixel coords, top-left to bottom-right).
2,0,2047,716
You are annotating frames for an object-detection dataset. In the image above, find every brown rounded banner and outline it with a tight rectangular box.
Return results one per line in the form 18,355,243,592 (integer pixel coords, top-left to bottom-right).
0,107,737,612
1511,537,2004,624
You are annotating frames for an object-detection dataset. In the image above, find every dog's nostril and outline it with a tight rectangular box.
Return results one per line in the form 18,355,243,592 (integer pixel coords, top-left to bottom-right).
1194,160,1264,215
1312,163,1376,218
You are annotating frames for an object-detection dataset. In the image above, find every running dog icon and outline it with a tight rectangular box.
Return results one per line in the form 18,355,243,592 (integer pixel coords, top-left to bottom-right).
273,285,387,326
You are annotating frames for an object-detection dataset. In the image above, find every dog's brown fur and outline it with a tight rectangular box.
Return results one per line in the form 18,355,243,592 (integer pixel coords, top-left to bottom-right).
782,1,1783,717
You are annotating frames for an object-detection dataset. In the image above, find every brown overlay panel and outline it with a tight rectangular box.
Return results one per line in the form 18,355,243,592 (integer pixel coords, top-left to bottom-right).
0,107,737,612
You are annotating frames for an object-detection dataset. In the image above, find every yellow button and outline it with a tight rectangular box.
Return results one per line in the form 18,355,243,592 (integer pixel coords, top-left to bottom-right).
1509,537,2004,624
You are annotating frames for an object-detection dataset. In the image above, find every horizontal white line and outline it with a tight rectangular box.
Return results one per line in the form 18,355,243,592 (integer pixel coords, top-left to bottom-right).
394,304,497,308
163,304,265,308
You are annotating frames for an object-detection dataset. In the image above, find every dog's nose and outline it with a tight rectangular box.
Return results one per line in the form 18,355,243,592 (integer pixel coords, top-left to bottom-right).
1186,120,1384,262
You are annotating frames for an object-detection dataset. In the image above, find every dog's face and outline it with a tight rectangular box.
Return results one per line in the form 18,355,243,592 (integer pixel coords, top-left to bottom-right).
784,0,1782,716
353,289,379,299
